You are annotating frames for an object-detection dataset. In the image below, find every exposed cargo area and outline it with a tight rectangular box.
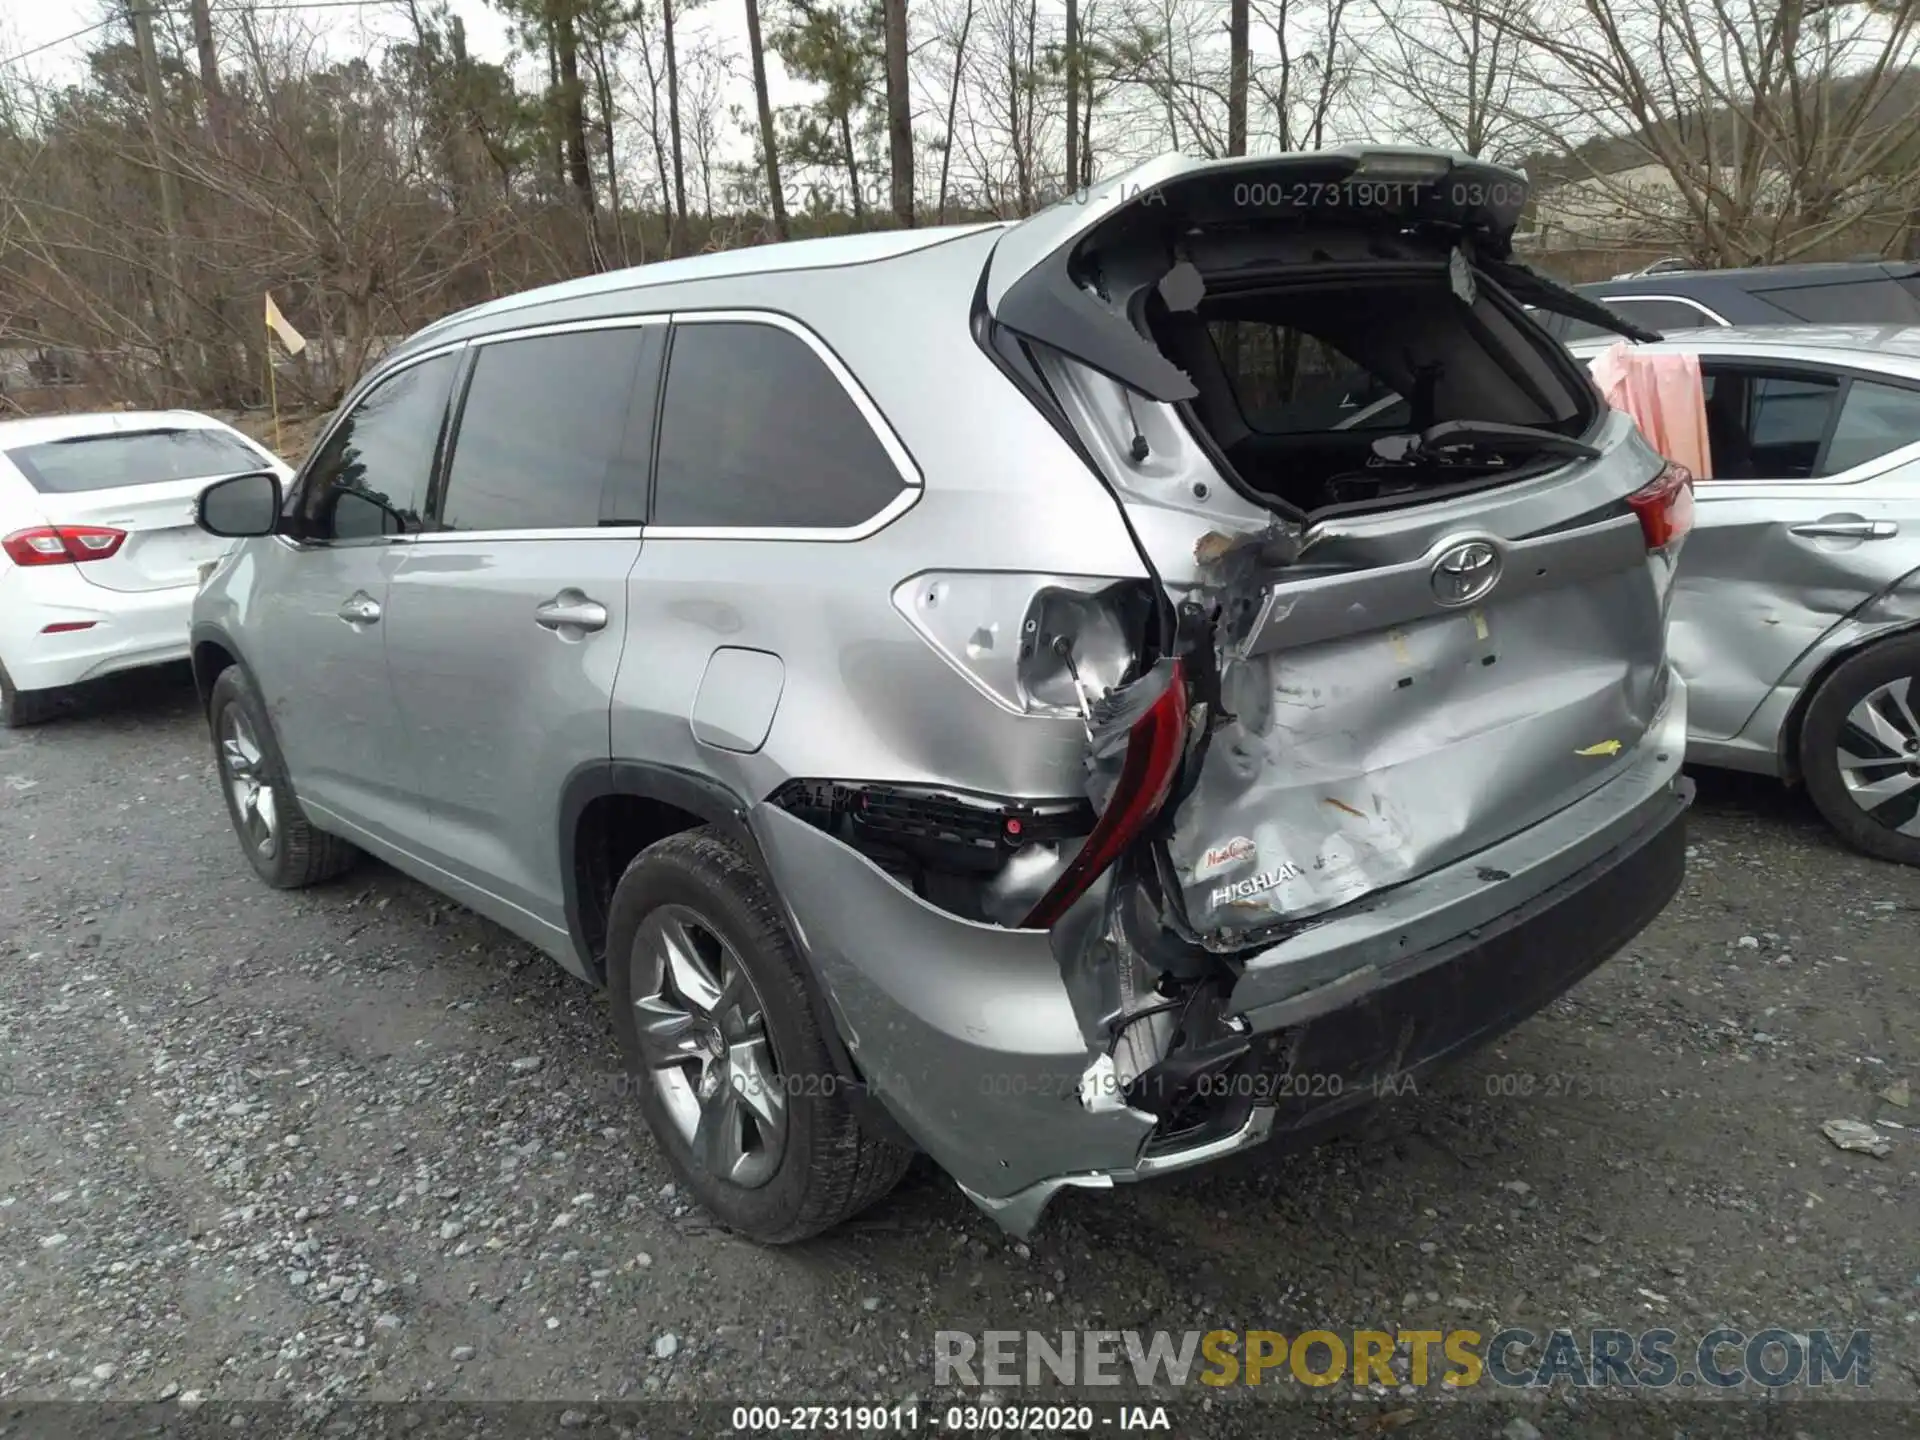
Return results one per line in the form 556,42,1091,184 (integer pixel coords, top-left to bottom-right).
1141,250,1604,517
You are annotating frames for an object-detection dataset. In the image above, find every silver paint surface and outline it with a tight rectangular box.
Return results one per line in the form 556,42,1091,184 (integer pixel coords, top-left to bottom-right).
690,647,786,754
1572,327,1920,776
199,156,1695,1228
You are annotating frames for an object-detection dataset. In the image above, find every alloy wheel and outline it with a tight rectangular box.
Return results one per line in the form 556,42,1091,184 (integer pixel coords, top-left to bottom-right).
219,707,279,860
1835,675,1920,837
628,903,787,1189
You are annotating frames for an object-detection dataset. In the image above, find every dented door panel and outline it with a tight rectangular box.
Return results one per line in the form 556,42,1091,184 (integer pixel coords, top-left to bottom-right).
1674,472,1920,742
1695,568,1920,775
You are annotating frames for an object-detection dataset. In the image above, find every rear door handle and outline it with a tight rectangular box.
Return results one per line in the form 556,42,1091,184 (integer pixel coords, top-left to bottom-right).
337,593,382,625
1789,518,1898,540
535,592,608,633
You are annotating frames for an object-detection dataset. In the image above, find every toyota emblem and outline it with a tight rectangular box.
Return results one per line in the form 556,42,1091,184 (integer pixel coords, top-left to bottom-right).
1430,539,1501,607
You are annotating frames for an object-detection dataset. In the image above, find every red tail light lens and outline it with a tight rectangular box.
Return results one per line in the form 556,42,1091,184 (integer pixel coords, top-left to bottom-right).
2,525,128,567
1023,660,1189,929
1628,462,1694,551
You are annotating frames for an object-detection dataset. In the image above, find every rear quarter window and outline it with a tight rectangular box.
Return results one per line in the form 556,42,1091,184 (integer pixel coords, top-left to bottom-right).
652,319,909,530
1824,379,1920,472
6,428,265,494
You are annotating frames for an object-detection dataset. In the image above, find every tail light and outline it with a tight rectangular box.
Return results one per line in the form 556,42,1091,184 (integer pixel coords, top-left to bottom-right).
2,525,128,567
1023,660,1189,929
1628,462,1693,552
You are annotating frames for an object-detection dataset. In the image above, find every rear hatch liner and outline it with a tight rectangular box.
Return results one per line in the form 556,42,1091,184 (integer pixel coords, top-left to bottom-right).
985,146,1653,402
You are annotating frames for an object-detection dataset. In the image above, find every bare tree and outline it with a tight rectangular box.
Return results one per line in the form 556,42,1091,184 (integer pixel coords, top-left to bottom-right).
1249,0,1359,148
1366,0,1530,161
1227,0,1249,153
884,0,915,223
663,0,691,254
1463,0,1920,263
682,39,732,227
1064,0,1081,183
187,0,228,147
933,0,977,217
743,0,790,237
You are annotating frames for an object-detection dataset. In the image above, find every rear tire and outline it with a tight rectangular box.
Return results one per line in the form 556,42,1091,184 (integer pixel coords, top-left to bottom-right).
208,665,359,887
607,826,911,1242
0,662,61,729
1799,635,1920,867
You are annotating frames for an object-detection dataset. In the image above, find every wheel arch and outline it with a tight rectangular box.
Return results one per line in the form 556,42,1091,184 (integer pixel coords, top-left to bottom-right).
189,622,252,716
560,760,908,1147
1778,616,1920,786
560,761,749,983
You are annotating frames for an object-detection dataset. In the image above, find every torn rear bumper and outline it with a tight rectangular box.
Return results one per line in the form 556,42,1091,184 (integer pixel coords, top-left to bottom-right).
749,678,1691,1237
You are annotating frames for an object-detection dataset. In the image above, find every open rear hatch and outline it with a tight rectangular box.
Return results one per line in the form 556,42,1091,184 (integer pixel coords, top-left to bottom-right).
985,146,1656,410
980,148,1690,1123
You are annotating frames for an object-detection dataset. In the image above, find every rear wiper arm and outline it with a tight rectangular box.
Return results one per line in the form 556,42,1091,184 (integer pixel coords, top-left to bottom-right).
1373,420,1600,464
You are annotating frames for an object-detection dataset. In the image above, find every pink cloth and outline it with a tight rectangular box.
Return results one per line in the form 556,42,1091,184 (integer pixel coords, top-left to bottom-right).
1588,343,1713,479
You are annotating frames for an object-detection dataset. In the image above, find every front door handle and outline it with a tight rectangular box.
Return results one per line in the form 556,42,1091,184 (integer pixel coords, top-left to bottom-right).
337,593,382,625
535,591,608,634
1789,518,1899,540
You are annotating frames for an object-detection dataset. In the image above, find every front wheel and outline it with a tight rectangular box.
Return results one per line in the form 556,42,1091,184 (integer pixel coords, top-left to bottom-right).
1799,636,1920,866
208,665,359,887
607,826,911,1242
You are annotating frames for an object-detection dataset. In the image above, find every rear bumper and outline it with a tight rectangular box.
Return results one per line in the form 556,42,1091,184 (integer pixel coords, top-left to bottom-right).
752,673,1692,1236
0,568,196,691
1184,765,1689,1155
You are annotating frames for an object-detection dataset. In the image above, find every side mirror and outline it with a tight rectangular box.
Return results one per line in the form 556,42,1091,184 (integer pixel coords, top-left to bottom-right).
196,470,283,538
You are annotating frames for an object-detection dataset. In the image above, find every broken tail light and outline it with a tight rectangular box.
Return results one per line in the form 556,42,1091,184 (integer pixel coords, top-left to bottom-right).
2,525,128,566
1628,462,1693,552
1023,659,1189,929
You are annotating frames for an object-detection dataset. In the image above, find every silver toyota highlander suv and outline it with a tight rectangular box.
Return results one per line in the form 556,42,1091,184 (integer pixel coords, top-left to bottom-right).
189,149,1695,1242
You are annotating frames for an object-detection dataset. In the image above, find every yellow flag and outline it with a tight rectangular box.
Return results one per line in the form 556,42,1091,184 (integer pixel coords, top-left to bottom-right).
264,292,307,356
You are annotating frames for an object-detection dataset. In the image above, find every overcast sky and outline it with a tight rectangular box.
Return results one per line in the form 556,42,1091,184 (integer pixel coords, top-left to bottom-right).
0,0,797,110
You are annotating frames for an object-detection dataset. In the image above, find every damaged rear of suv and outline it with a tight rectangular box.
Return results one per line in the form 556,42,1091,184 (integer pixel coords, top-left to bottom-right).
191,146,1692,1243
751,147,1692,1236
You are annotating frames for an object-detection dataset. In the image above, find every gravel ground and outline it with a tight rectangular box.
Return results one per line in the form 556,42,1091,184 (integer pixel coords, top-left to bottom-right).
1,666,1916,1436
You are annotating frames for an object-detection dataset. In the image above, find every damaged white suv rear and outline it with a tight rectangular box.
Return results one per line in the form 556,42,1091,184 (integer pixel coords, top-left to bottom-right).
189,148,1693,1242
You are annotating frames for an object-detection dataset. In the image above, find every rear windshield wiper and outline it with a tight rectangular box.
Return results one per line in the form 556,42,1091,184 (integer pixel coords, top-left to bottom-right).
1373,420,1600,464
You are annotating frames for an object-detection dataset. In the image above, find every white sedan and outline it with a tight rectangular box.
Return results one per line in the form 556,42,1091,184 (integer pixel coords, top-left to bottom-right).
0,410,291,727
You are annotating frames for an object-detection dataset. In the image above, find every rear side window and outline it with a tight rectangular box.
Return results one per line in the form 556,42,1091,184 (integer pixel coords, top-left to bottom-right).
437,328,654,532
1763,279,1920,325
1700,365,1841,479
6,428,264,494
652,320,907,529
1208,322,1399,433
295,353,456,540
1824,379,1920,473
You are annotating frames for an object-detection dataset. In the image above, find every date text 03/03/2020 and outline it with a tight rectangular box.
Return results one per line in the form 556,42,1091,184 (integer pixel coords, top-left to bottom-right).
728,1403,1172,1433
